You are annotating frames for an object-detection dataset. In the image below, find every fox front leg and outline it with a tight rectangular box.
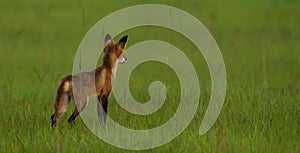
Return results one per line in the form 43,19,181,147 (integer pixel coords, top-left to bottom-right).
97,96,108,127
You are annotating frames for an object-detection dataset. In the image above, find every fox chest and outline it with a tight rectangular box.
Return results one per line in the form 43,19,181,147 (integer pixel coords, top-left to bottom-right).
95,75,113,97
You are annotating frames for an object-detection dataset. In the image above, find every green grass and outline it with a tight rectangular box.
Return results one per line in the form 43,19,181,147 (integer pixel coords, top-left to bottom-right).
0,0,299,152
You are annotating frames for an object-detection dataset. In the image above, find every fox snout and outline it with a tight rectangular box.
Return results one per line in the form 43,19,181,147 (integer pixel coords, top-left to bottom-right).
119,56,127,64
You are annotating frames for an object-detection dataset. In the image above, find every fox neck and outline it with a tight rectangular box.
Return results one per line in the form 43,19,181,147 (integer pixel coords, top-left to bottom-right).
101,54,118,78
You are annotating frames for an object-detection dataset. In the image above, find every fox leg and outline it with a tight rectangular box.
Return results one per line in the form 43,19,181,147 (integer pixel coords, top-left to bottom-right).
67,108,79,124
68,96,87,124
51,91,71,128
97,96,108,126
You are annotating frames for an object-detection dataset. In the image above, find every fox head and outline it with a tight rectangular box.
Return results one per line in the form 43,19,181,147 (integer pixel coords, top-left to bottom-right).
103,34,128,65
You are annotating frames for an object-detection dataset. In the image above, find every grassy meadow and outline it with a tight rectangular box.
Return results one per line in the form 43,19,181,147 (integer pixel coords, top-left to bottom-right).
0,0,299,152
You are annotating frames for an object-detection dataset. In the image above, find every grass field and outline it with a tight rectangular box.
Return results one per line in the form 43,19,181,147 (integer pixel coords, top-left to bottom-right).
0,0,299,152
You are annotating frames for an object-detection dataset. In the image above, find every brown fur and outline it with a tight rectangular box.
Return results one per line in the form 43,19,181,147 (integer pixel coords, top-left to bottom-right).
51,35,128,128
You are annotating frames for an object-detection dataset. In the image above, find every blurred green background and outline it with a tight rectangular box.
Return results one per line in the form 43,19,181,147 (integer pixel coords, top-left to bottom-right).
0,0,299,152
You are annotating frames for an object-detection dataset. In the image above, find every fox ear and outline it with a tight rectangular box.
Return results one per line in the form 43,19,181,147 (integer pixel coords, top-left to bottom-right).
104,34,112,49
118,35,128,49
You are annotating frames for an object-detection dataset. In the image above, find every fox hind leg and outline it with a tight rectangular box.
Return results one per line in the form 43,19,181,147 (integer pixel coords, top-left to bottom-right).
68,96,88,124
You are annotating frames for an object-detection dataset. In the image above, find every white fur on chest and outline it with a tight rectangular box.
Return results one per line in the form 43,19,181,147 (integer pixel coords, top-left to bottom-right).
112,62,119,79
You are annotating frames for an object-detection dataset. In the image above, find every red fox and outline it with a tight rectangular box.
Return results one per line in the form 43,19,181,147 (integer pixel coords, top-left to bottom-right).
51,34,128,128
